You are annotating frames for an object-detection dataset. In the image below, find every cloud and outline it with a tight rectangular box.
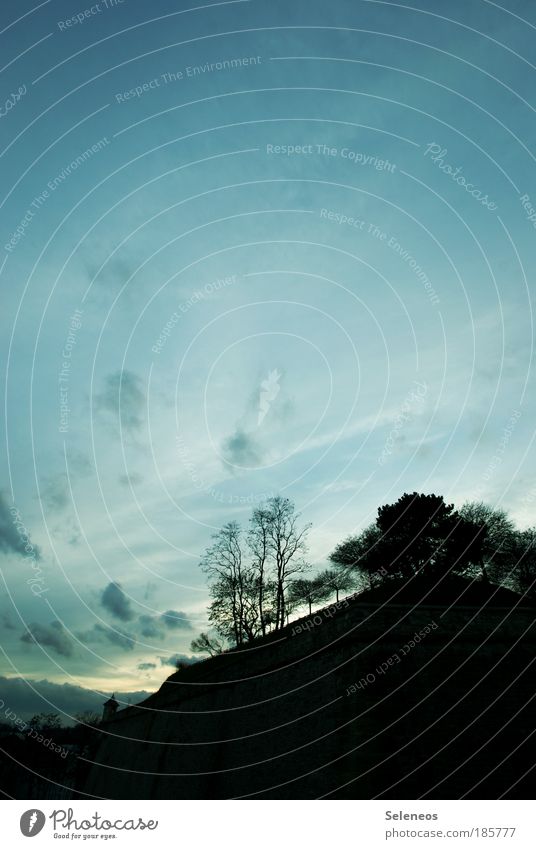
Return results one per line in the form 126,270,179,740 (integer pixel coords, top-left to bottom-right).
135,611,191,637
138,615,164,639
221,428,264,468
0,676,149,721
67,451,93,478
86,256,138,292
118,472,144,487
50,516,82,547
137,662,156,670
1,611,16,630
66,519,82,546
0,493,41,559
160,610,192,630
158,654,198,667
101,582,134,622
20,621,73,657
94,370,145,433
77,623,135,652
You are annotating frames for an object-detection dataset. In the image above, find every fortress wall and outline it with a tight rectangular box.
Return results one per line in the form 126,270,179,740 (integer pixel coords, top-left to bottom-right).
82,603,535,799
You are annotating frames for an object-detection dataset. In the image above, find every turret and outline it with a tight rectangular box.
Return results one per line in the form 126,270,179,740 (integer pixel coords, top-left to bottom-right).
102,694,119,723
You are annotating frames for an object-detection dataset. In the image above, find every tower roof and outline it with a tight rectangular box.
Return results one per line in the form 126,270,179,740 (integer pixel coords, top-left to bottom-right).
103,693,119,706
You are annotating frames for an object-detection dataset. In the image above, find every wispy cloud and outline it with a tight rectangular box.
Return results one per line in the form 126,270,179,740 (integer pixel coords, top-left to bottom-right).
39,474,69,513
94,370,145,433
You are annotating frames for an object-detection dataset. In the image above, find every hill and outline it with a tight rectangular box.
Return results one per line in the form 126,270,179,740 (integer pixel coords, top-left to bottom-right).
77,578,535,799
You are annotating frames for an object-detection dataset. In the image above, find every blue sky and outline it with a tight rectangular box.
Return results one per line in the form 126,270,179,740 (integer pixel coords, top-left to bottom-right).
1,0,535,715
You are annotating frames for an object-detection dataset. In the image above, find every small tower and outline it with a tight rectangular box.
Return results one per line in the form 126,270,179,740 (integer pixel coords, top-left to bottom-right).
102,694,119,723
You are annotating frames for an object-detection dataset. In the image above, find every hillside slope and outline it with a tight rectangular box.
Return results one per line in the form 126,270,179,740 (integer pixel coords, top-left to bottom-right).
81,582,535,799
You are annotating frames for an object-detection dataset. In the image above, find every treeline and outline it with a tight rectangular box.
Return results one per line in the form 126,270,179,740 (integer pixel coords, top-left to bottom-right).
0,711,102,798
191,493,536,654
0,711,100,738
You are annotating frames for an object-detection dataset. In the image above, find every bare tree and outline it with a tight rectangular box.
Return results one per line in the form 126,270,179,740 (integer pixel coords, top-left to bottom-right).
262,496,311,629
74,711,100,728
201,522,260,645
247,505,271,636
199,499,312,644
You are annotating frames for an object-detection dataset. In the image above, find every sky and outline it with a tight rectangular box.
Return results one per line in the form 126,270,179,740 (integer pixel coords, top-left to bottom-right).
0,0,535,719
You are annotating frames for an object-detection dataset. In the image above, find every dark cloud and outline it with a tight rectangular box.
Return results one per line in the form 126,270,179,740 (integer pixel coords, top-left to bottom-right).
20,620,73,657
160,610,192,631
94,370,145,433
138,615,164,639
221,428,263,468
0,676,149,722
0,493,41,559
159,654,198,667
137,662,156,670
101,582,134,621
77,623,136,652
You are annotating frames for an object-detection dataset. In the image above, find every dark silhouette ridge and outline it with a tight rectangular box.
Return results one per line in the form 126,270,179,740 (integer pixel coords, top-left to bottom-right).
76,576,535,800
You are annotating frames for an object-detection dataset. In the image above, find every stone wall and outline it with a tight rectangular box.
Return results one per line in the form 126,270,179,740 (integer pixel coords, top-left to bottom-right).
82,600,536,799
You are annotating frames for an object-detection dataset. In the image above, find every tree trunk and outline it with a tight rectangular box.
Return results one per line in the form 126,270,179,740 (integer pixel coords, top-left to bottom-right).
279,586,285,629
258,566,265,637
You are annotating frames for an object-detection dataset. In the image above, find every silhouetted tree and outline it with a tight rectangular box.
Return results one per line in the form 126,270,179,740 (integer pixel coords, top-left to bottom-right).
247,504,272,636
512,527,536,600
331,493,484,584
74,712,100,728
315,566,356,602
28,713,62,731
199,498,312,644
377,493,486,578
261,496,311,629
330,523,385,586
201,522,260,645
289,575,330,615
459,501,517,583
